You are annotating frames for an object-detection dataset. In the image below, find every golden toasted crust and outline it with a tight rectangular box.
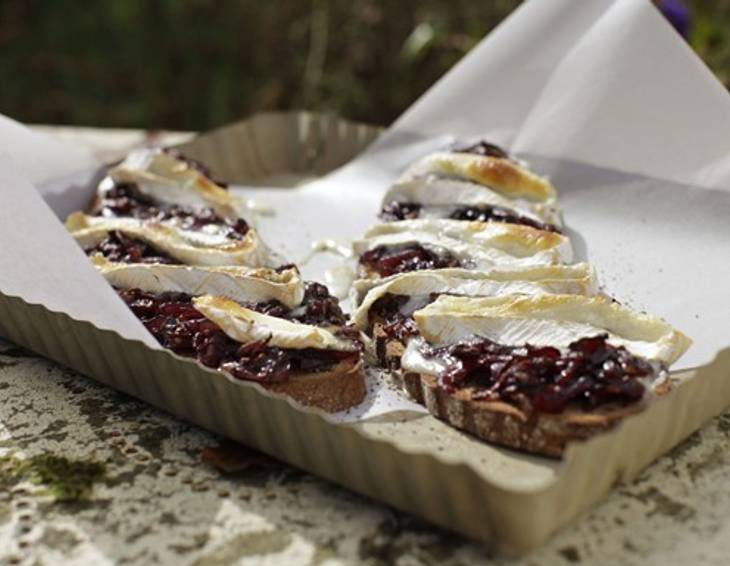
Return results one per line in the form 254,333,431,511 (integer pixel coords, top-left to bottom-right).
405,152,557,202
264,357,366,413
108,149,238,216
356,220,572,273
361,218,566,252
466,156,553,199
487,223,565,252
396,371,667,457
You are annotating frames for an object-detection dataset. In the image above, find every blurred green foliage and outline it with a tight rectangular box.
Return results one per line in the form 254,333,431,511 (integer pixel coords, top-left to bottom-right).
0,0,727,130
689,0,730,86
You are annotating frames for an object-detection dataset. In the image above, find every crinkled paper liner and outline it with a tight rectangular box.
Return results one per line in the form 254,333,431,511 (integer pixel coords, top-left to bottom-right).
2,112,729,554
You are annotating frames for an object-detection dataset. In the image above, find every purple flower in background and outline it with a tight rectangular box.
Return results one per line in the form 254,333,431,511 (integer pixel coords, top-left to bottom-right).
658,0,691,38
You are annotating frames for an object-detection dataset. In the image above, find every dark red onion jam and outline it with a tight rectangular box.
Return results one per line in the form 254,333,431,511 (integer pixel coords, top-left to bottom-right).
360,244,462,277
118,288,358,383
419,335,656,414
369,294,425,368
86,230,180,264
239,281,349,327
379,201,422,221
95,183,249,240
379,200,559,233
449,205,560,233
370,294,422,341
451,140,510,159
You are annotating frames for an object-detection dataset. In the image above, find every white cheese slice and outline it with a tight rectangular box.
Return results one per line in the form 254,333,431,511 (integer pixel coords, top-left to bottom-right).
409,294,691,368
193,296,357,352
354,218,572,270
93,257,304,308
399,152,557,203
382,176,561,226
401,338,452,376
107,148,236,216
350,263,598,329
66,212,270,267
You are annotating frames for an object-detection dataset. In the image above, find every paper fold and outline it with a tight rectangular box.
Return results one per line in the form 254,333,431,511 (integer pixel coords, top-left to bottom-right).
0,114,98,186
391,0,730,190
0,155,156,346
391,0,617,145
514,0,730,189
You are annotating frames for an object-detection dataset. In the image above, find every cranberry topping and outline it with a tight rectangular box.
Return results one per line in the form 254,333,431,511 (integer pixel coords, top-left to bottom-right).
368,294,421,368
241,282,348,327
451,140,510,159
420,335,655,414
360,244,462,277
379,201,422,221
296,282,349,326
370,294,426,341
118,289,357,383
96,183,249,240
85,230,180,264
449,205,560,233
379,200,560,233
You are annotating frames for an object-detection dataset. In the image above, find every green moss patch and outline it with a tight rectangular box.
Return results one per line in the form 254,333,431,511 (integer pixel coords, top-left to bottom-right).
1,453,106,503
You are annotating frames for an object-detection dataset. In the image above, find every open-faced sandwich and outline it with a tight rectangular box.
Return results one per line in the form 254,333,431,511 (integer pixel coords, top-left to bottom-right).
66,148,272,267
396,294,690,456
63,148,365,413
382,141,560,231
97,259,366,413
349,138,691,456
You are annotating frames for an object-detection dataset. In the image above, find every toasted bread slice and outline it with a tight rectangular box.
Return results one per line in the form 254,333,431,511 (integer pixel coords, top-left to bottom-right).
372,322,406,369
395,371,670,458
265,356,366,413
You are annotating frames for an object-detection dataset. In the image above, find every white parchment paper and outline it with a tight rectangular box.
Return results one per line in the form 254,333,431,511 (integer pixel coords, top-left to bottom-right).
0,0,728,421
0,155,157,347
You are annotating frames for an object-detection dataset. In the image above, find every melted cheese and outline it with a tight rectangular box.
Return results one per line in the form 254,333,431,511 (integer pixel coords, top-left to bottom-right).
399,152,557,202
66,213,270,267
108,148,237,216
349,263,598,330
401,337,451,376
412,294,691,366
354,218,572,270
383,177,561,226
93,257,304,308
193,296,357,351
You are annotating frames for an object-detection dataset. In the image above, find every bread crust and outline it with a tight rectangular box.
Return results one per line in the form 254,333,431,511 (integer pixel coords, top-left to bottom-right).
264,356,366,413
395,370,668,458
372,322,406,369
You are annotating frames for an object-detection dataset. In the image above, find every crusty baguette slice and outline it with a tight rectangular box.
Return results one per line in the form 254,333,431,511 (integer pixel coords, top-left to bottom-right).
395,371,670,458
264,357,366,413
372,322,406,369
